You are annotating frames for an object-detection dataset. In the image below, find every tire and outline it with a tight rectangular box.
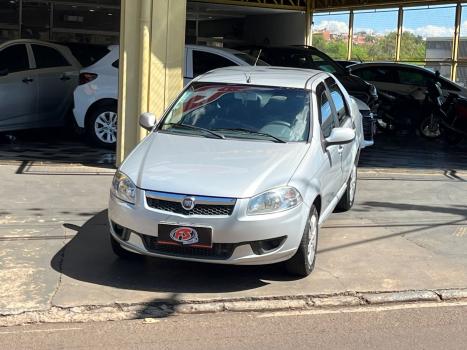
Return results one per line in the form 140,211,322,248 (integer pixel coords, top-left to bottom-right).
337,163,357,212
86,103,118,149
110,233,141,260
419,115,442,139
444,130,464,145
285,206,319,277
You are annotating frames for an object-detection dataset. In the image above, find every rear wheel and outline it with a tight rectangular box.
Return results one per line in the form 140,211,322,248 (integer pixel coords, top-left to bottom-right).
86,103,118,149
285,206,319,277
337,163,357,212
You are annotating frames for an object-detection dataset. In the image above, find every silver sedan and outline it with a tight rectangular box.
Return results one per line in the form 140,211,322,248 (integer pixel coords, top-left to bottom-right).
108,66,362,276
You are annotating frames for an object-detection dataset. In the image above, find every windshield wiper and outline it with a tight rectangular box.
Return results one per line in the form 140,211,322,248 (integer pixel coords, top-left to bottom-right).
163,123,225,139
213,128,286,143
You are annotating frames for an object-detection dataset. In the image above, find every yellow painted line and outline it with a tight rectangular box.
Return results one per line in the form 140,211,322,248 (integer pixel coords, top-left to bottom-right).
257,300,467,319
0,327,82,335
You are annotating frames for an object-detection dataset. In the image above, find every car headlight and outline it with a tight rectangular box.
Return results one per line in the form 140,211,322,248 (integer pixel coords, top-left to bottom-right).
111,171,136,204
247,187,302,215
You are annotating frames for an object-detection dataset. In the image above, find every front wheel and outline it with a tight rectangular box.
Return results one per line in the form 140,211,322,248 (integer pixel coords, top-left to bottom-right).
285,206,319,277
419,114,442,139
86,103,118,149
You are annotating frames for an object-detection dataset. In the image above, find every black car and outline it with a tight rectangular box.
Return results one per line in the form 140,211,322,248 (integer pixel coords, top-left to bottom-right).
238,45,377,144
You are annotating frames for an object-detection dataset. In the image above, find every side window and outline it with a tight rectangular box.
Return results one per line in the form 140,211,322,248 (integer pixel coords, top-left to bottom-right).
328,84,349,125
353,67,394,83
317,83,334,138
112,60,119,69
311,52,339,74
192,51,236,77
0,44,29,73
397,69,429,86
32,45,70,69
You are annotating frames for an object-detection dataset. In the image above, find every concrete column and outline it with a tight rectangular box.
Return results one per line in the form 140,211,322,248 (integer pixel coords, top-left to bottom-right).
117,0,187,165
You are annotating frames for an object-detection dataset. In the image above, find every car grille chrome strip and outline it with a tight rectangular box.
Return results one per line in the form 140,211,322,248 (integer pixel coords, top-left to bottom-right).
145,190,236,216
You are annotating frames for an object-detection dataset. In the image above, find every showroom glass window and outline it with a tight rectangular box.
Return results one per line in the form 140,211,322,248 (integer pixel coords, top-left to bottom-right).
352,8,398,61
401,5,455,80
0,44,29,73
0,0,20,41
192,51,235,77
32,45,70,68
312,11,350,60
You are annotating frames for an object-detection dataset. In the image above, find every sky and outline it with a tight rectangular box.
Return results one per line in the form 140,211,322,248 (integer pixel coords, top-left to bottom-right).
313,5,464,39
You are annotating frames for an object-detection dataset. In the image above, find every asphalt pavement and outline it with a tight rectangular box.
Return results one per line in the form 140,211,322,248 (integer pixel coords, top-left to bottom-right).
1,302,466,350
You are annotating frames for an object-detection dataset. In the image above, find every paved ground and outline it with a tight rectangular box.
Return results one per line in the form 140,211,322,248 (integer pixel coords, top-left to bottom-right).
0,131,466,319
1,302,466,349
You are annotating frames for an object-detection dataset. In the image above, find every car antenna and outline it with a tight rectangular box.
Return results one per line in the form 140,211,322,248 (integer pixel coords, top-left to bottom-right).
254,49,262,66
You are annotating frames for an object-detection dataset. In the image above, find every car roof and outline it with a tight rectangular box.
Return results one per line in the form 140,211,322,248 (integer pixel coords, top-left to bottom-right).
0,39,68,50
193,66,326,89
349,62,435,74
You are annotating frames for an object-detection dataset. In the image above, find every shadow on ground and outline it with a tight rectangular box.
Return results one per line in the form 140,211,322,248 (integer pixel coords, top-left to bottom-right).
51,211,300,297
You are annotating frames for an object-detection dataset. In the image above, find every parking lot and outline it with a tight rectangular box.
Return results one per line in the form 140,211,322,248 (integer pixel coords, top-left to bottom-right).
1,133,465,318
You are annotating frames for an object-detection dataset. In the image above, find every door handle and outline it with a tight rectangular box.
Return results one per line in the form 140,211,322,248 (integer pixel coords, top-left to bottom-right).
60,74,71,81
22,77,34,84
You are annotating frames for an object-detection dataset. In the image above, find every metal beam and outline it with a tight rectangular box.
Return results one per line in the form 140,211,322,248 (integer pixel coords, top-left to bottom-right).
451,1,461,81
314,0,460,11
193,0,306,11
395,5,403,62
347,9,353,60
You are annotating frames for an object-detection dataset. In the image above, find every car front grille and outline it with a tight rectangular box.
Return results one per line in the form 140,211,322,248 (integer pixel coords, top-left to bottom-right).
141,235,235,260
145,191,236,216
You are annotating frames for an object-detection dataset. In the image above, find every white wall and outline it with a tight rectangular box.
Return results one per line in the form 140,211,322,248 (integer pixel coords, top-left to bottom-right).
244,13,306,46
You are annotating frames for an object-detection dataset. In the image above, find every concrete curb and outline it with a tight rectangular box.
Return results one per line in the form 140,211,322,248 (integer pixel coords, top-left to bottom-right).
1,288,466,327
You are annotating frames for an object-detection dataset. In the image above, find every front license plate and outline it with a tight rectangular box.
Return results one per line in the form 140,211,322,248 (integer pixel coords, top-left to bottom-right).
158,224,213,248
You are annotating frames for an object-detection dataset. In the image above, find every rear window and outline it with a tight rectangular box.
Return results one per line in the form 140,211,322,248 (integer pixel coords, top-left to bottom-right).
233,53,269,66
32,45,70,68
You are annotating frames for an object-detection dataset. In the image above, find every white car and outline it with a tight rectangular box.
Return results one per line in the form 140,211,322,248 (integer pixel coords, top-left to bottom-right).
108,66,363,277
0,39,80,132
73,45,267,148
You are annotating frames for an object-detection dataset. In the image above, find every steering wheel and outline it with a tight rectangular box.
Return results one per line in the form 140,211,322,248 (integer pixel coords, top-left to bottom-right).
262,120,291,128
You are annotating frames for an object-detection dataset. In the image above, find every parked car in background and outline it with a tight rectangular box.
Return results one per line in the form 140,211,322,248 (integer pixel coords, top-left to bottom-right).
238,45,377,146
73,44,268,148
0,39,80,132
349,62,467,99
108,66,362,277
349,62,467,134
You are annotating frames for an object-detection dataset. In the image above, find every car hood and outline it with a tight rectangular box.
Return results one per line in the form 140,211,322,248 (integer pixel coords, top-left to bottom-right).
121,132,310,198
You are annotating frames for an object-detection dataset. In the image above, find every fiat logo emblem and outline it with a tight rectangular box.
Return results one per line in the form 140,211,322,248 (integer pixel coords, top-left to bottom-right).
181,196,196,210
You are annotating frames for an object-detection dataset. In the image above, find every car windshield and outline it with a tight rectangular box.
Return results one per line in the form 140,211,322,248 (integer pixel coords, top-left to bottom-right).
159,83,310,142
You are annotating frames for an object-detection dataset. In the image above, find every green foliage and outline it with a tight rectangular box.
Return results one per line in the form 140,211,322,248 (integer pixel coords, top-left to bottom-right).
313,31,427,62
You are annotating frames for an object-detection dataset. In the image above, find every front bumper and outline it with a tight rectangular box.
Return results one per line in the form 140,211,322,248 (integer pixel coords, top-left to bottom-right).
108,189,310,265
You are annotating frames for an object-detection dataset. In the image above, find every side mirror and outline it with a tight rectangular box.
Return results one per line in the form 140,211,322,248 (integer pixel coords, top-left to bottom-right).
0,68,8,77
325,128,356,147
139,112,157,131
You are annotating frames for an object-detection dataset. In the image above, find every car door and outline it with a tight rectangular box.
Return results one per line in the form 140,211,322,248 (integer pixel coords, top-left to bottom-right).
31,44,77,125
316,82,343,209
325,78,355,181
395,67,432,96
0,43,37,131
352,66,399,95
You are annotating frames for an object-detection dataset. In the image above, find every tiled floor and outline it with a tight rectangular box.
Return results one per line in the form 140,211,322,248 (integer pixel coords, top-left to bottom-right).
0,127,466,171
